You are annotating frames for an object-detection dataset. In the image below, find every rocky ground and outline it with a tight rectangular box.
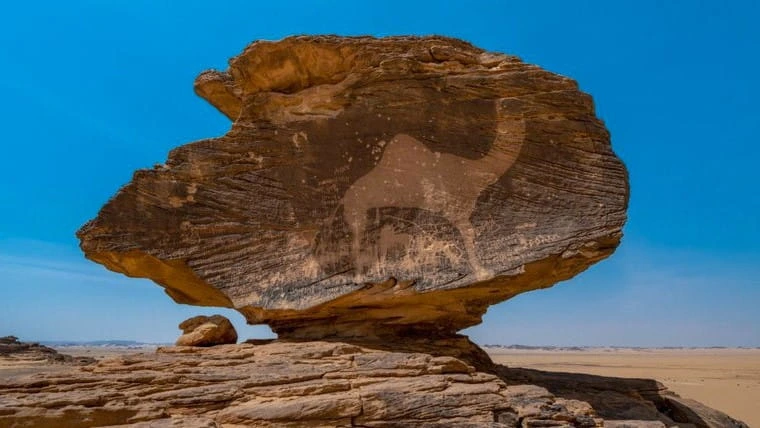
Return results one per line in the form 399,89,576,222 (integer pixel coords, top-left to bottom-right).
487,347,760,427
0,336,95,367
0,339,747,427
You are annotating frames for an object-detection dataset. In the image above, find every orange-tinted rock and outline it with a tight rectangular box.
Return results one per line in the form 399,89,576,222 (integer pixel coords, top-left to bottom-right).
77,36,629,339
175,315,238,346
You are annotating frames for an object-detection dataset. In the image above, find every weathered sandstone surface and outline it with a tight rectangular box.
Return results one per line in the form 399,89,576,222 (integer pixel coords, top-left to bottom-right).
0,341,746,427
77,35,629,339
175,315,238,346
0,336,95,366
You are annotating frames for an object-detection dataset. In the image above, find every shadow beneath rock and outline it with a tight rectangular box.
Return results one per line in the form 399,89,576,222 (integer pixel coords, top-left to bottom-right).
495,365,747,427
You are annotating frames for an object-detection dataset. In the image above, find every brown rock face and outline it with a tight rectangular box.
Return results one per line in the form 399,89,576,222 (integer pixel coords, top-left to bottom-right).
175,315,238,346
0,341,746,427
77,35,629,339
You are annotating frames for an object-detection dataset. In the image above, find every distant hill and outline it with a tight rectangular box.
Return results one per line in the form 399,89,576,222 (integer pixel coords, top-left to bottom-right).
482,344,586,351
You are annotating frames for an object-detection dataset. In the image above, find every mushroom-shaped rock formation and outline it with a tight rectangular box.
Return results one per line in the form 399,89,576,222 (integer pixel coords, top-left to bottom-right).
77,35,629,340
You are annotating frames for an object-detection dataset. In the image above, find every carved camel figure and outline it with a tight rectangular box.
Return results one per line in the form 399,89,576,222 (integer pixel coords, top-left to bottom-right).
340,105,526,281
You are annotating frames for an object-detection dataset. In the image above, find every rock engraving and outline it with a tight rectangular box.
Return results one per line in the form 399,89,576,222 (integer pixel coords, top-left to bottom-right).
341,113,525,280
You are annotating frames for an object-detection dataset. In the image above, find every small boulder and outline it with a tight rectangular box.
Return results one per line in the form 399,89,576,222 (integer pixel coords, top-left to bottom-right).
175,315,237,346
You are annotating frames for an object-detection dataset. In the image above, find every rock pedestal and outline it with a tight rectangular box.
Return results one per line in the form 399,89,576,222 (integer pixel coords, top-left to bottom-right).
77,36,628,339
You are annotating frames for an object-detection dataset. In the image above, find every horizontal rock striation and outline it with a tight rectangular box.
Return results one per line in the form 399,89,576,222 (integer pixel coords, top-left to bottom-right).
0,336,95,366
0,341,745,427
77,35,629,338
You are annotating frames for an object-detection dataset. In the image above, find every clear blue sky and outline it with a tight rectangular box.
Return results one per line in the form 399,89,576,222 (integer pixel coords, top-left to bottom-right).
1,1,758,346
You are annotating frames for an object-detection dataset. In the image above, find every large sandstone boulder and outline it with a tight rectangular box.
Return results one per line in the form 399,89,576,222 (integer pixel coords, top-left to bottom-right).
77,35,629,339
175,315,238,346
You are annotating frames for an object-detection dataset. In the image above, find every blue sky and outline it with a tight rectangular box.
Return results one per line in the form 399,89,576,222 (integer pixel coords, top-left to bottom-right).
1,1,758,346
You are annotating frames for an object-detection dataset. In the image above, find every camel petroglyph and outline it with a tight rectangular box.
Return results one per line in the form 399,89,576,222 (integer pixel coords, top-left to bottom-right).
340,104,526,281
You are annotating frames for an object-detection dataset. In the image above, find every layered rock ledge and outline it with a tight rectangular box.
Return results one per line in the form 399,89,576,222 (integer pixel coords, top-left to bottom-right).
0,341,746,427
77,35,629,339
0,336,95,367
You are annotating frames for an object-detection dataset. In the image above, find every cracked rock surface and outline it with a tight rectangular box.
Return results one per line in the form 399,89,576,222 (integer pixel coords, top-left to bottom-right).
0,341,746,427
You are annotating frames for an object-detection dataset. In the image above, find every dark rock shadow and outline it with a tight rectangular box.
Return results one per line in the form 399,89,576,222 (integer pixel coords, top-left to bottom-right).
494,365,748,427
241,336,747,427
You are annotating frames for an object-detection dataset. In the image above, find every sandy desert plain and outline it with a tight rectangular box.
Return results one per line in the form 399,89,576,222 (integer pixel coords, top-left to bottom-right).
1,343,757,426
486,346,760,427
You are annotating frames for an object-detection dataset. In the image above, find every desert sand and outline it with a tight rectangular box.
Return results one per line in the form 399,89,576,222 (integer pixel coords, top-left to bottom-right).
487,347,760,426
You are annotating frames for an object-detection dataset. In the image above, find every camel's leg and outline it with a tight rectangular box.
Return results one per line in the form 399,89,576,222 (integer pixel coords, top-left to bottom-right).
454,218,491,281
344,205,368,280
341,186,366,277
